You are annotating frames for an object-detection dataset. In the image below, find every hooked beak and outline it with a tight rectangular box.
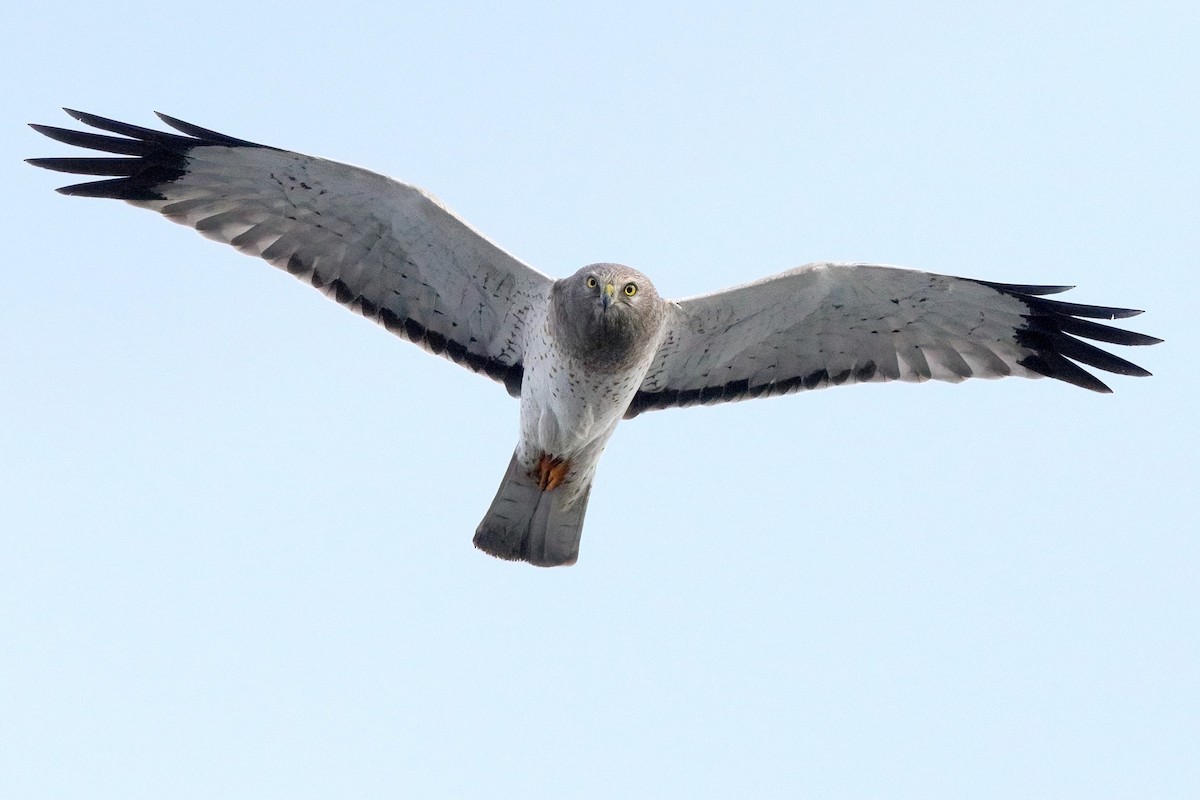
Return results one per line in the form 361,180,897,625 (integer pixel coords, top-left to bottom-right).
601,282,616,310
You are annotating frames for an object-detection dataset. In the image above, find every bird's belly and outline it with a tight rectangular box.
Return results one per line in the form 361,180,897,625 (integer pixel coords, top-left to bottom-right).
519,354,643,461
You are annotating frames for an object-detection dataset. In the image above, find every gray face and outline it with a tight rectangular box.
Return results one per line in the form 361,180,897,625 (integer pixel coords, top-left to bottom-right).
552,263,665,371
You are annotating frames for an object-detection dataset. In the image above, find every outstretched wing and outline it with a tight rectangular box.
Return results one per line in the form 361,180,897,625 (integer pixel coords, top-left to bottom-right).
28,109,554,396
627,262,1159,417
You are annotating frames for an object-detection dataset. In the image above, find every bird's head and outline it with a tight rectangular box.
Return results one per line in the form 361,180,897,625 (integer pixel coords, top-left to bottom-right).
586,264,651,313
553,263,665,368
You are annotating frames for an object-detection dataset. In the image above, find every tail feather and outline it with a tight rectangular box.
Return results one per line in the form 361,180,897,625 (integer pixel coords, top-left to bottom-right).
474,452,591,567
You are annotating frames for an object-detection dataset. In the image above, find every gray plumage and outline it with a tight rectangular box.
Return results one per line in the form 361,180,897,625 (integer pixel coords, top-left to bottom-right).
474,264,666,565
29,110,1161,567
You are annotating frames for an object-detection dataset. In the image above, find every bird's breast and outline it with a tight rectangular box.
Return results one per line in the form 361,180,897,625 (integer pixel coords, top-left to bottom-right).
518,319,652,461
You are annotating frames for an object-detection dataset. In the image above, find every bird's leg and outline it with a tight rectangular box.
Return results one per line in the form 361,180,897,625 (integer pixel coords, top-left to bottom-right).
535,452,571,491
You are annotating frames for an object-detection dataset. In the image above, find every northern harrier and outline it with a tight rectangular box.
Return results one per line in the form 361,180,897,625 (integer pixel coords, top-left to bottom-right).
29,110,1160,566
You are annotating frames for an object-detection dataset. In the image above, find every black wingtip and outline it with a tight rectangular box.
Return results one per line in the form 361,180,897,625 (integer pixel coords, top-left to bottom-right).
1017,351,1115,393
52,177,168,200
30,108,273,200
153,111,263,147
27,156,145,176
977,280,1076,296
63,108,115,128
977,278,1160,391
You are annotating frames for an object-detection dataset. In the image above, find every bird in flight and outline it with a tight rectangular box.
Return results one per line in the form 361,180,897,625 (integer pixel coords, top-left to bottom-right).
29,109,1160,566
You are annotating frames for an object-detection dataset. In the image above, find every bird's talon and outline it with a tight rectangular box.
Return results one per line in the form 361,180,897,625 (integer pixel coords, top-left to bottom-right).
535,453,570,491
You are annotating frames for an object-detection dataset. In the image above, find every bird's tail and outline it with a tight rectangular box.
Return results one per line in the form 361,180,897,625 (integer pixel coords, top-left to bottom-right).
473,451,592,567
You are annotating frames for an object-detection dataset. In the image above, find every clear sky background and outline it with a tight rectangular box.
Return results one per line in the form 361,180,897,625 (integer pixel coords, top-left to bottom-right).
2,2,1196,798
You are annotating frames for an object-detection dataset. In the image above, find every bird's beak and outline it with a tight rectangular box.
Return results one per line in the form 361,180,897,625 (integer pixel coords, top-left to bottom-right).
602,282,615,310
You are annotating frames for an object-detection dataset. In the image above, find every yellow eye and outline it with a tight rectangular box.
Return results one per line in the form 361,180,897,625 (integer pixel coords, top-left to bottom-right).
624,283,638,297
586,276,597,288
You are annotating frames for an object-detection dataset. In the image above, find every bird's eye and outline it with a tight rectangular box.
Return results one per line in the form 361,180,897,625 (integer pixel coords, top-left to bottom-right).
586,276,597,288
624,283,638,297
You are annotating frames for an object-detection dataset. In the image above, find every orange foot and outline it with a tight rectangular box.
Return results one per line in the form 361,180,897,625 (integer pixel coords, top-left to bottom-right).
534,452,571,491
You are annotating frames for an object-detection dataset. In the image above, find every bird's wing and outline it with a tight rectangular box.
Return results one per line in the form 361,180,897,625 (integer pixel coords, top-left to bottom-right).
28,109,554,396
627,262,1159,417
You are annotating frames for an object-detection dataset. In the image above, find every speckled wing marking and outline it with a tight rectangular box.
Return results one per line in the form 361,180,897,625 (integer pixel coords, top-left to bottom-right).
627,262,1159,417
28,109,554,395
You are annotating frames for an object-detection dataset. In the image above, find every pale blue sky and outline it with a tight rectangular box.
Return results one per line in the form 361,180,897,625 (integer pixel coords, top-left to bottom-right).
2,2,1196,797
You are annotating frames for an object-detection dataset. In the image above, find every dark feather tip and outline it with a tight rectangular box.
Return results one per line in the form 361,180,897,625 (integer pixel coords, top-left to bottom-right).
984,280,1162,391
30,109,270,200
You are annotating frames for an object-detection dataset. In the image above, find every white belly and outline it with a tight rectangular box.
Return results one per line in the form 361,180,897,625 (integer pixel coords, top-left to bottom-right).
517,312,652,464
